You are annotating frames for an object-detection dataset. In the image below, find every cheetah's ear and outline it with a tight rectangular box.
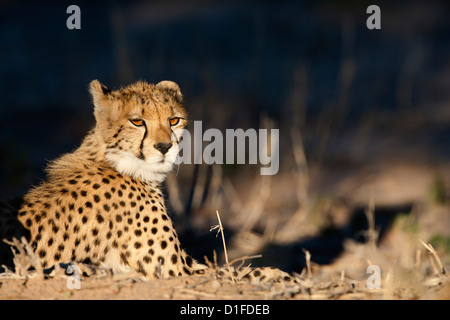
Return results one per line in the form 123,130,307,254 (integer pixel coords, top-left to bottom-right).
156,80,183,103
90,80,119,122
90,80,111,101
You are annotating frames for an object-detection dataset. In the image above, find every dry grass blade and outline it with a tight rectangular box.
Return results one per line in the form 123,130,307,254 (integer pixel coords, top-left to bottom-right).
228,254,263,268
204,255,214,269
302,249,312,278
3,236,43,278
213,249,218,268
365,198,378,250
212,210,236,283
419,239,446,276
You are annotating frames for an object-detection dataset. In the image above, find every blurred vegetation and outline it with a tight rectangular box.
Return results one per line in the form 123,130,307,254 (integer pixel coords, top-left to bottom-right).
429,177,447,205
429,234,450,254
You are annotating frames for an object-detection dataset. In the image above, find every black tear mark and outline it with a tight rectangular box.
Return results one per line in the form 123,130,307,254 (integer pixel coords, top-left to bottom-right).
138,121,148,160
170,128,180,143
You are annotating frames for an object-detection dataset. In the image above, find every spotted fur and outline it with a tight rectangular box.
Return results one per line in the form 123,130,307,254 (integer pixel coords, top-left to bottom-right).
0,80,202,278
0,80,293,284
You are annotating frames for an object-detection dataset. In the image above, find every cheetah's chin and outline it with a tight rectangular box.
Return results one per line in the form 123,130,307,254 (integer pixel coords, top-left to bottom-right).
105,150,176,184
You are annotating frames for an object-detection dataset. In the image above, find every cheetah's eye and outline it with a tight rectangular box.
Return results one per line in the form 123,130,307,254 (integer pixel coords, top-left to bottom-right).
130,119,144,127
169,117,180,126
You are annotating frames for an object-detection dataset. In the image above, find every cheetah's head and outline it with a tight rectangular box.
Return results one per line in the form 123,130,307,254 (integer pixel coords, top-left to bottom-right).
89,79,187,184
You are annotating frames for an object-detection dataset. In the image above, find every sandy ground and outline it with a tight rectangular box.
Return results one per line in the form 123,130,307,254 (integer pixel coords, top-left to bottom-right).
0,261,448,300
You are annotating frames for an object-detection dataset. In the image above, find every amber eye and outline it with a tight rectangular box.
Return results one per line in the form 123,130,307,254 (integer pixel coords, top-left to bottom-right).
130,119,144,127
169,117,180,126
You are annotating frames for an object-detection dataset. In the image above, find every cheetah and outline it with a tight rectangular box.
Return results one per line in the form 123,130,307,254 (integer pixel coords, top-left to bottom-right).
0,79,205,278
0,80,293,283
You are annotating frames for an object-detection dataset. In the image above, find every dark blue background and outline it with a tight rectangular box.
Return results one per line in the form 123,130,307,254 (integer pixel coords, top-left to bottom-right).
0,0,449,199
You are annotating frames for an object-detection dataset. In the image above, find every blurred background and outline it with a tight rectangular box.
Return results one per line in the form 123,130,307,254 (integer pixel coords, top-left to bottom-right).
0,0,449,281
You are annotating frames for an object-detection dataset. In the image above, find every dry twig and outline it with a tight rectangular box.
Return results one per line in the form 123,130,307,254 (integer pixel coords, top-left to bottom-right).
211,210,236,282
303,249,312,279
419,240,446,277
3,236,43,278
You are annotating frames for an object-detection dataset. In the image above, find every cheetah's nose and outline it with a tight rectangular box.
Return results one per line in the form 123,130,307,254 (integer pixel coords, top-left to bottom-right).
153,142,173,155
